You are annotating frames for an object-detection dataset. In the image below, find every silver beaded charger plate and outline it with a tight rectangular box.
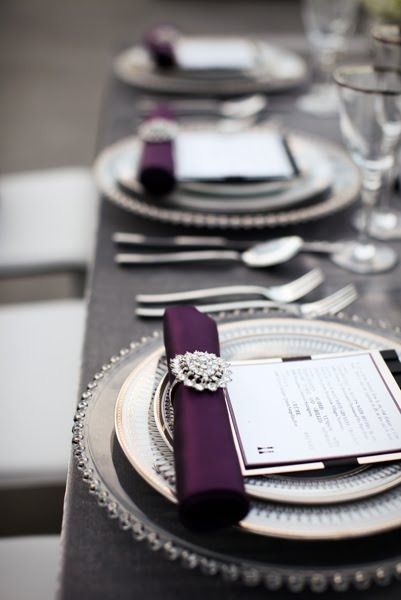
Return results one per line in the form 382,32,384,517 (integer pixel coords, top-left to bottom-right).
113,40,308,95
93,132,360,229
108,133,333,211
115,317,401,541
74,314,401,592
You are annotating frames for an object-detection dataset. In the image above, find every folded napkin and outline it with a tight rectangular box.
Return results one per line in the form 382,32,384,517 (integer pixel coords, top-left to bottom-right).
143,25,178,68
138,105,176,196
163,306,249,531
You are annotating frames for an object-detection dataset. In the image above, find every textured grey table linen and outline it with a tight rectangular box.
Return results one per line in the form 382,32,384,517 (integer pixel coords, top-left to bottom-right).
60,41,401,600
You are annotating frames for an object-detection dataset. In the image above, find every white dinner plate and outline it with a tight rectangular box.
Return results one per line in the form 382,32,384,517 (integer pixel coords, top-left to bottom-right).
114,133,333,213
114,38,308,95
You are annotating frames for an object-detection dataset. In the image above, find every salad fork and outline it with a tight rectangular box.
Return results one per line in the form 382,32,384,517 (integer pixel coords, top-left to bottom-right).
136,268,324,305
135,284,358,319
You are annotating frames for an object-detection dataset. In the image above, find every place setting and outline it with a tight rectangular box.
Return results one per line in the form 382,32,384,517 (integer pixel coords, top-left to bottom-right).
113,24,309,96
94,102,361,230
74,301,401,593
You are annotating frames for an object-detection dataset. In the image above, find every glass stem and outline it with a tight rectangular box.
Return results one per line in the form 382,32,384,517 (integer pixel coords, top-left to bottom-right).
381,167,393,212
381,145,400,211
359,170,382,246
316,49,336,86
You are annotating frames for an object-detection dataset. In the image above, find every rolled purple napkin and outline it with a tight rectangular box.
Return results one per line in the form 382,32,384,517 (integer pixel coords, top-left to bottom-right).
163,306,249,531
138,104,176,196
143,25,178,68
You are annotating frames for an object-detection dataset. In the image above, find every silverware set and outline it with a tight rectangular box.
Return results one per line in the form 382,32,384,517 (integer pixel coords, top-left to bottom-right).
113,232,354,269
112,232,359,318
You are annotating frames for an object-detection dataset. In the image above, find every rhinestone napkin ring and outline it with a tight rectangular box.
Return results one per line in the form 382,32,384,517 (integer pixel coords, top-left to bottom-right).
170,351,232,392
138,118,179,143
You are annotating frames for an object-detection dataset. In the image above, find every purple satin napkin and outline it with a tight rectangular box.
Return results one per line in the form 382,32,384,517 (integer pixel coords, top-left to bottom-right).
138,104,176,196
163,306,249,531
143,25,178,68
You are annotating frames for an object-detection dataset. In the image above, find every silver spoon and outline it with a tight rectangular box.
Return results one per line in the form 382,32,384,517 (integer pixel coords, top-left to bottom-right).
241,236,345,267
217,94,269,119
242,236,390,272
115,236,348,268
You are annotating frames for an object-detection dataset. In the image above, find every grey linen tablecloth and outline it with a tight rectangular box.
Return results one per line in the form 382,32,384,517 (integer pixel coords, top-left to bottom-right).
60,44,401,600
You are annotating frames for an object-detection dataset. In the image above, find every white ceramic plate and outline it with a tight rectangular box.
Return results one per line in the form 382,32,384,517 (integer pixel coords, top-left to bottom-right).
114,134,332,212
114,39,308,95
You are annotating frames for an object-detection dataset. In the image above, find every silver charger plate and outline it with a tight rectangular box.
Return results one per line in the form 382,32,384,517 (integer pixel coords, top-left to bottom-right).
112,133,333,212
74,313,401,592
115,317,401,541
113,39,308,95
93,132,360,229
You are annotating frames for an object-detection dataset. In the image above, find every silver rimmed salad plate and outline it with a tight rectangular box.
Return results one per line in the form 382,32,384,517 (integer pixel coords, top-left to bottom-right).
74,313,401,592
113,39,308,95
93,132,360,229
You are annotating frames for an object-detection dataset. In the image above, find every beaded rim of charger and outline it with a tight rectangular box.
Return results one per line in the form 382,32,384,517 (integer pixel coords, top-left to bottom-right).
170,351,232,392
72,310,401,593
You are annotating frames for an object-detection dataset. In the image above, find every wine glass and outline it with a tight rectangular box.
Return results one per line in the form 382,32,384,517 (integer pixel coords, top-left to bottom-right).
353,24,401,240
373,24,401,70
298,0,359,116
333,64,401,273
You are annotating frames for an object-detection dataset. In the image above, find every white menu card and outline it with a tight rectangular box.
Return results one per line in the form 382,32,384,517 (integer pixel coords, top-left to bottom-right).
175,37,256,71
175,130,297,182
226,350,401,475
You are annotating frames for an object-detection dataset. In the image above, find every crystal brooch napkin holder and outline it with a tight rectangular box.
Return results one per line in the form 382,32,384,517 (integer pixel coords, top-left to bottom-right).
170,351,232,393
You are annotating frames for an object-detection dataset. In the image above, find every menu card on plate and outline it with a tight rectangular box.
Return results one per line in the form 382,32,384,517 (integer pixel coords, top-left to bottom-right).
175,130,298,182
174,37,256,71
226,350,401,475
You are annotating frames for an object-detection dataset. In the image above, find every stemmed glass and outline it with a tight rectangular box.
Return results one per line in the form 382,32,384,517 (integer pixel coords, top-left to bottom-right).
333,64,401,273
298,0,359,116
353,24,401,239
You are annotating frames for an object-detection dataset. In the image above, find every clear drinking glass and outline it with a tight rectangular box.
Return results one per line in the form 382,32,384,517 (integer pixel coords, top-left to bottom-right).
373,24,401,69
353,24,401,239
298,0,359,116
334,64,401,273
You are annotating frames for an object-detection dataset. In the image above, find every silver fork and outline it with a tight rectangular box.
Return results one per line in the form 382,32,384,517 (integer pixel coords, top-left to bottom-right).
136,268,324,305
135,284,358,318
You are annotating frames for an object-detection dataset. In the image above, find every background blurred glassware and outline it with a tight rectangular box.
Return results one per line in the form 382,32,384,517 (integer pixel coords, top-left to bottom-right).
297,0,360,116
334,64,401,273
362,0,401,24
353,24,401,239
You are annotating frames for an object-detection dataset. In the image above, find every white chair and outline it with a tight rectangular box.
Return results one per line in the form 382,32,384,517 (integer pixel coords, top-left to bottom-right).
0,300,85,487
0,535,60,600
0,168,98,275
